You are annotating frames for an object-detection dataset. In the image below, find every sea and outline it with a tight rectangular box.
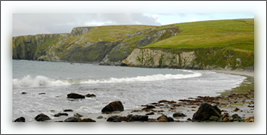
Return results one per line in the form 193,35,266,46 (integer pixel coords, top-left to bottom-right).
12,60,246,122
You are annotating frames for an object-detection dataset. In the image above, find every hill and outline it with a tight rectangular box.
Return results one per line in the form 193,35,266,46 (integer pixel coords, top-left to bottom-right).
12,19,254,70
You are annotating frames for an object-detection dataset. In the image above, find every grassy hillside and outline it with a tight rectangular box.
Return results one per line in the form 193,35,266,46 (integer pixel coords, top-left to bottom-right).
142,19,254,52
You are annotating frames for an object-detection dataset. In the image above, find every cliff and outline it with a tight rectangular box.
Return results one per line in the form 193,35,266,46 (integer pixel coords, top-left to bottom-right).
12,25,180,64
12,19,254,71
121,48,254,71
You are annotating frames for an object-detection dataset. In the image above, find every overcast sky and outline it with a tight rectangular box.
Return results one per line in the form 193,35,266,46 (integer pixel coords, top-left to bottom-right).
13,13,254,37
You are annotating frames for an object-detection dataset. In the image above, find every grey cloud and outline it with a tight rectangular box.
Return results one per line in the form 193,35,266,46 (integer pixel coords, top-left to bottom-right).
13,13,161,36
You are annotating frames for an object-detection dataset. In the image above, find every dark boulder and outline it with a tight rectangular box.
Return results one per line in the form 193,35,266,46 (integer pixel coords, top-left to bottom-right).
35,113,51,121
209,116,220,121
107,116,122,122
67,93,85,99
167,117,174,122
146,112,154,115
63,109,73,112
192,103,221,121
101,101,124,113
54,113,68,117
231,114,243,121
124,114,148,122
64,117,81,122
85,94,96,97
173,112,186,117
21,92,27,94
14,117,25,122
142,105,156,110
78,118,96,122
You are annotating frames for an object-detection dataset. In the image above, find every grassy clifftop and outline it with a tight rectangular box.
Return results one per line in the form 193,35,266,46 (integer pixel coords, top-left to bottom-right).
143,19,254,52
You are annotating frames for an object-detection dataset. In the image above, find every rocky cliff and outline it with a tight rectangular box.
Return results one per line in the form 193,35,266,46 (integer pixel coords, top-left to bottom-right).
121,48,254,71
12,25,180,64
12,19,254,71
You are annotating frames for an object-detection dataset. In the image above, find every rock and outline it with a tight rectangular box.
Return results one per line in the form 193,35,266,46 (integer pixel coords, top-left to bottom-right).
35,113,51,121
67,93,85,99
78,118,96,122
145,112,154,115
63,109,73,112
85,94,96,97
222,117,229,122
157,115,168,122
233,107,240,112
231,114,243,121
101,101,124,113
21,92,27,94
245,116,254,122
173,112,186,117
64,117,81,122
167,117,174,122
14,117,25,122
209,116,220,121
39,93,45,95
143,105,156,110
97,116,103,119
124,114,148,122
107,116,122,122
192,103,221,121
54,113,68,117
74,113,83,118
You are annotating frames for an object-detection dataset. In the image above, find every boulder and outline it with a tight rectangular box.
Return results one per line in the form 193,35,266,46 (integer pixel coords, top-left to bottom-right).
143,105,156,110
97,116,103,119
64,117,81,122
192,103,221,121
107,116,122,122
21,92,27,94
63,109,73,112
173,112,186,117
85,94,96,97
101,101,124,113
157,115,169,122
124,114,148,122
35,113,51,121
231,114,243,121
67,93,85,99
209,116,220,121
54,113,68,117
14,117,25,122
78,118,96,122
145,112,154,115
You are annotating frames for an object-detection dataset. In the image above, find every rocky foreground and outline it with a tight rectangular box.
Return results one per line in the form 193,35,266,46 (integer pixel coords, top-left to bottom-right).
14,88,254,122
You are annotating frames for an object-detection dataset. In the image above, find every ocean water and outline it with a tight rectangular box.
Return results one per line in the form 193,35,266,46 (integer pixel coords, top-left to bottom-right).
12,60,246,121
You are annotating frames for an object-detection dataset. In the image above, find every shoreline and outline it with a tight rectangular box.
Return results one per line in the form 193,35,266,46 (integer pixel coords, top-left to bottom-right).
14,69,254,122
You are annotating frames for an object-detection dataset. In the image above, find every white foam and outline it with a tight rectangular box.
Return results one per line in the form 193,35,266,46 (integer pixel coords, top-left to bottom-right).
12,72,202,88
12,75,71,89
81,72,202,84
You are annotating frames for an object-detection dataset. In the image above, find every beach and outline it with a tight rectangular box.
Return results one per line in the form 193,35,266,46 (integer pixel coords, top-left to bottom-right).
15,69,254,122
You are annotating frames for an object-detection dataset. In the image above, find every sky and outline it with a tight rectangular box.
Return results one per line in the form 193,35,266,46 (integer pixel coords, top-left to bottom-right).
13,13,254,37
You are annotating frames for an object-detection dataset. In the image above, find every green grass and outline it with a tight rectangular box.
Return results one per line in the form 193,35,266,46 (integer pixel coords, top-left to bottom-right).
142,19,254,52
74,25,156,43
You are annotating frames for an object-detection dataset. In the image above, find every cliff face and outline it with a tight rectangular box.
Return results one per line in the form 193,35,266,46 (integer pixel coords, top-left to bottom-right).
12,19,254,71
12,25,180,64
12,34,67,60
121,48,254,71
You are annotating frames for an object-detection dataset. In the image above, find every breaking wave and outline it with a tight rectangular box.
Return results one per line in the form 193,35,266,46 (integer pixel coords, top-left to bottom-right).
12,72,202,89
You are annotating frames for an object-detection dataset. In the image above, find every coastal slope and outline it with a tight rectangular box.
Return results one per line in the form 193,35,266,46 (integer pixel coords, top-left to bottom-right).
12,19,254,70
